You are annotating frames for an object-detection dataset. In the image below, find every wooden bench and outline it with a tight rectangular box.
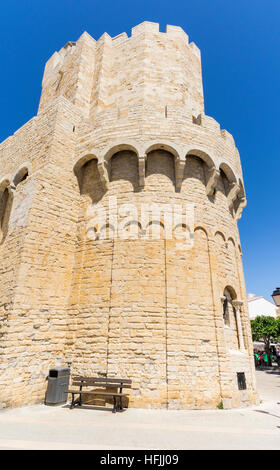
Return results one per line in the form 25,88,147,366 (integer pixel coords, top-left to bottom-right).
67,376,132,413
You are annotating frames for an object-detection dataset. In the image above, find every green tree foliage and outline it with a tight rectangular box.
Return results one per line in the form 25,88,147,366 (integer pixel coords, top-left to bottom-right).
251,316,280,366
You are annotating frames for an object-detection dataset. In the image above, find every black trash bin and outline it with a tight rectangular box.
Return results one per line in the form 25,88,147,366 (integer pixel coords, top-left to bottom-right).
45,367,70,406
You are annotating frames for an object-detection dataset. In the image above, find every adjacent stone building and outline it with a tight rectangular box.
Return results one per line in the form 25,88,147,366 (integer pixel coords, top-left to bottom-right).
0,22,259,409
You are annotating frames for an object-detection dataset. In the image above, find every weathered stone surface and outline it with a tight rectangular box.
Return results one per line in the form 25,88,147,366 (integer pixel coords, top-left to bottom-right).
0,22,258,409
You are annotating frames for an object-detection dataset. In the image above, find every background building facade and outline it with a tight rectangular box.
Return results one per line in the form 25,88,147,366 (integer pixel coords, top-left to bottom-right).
0,22,258,409
248,294,278,320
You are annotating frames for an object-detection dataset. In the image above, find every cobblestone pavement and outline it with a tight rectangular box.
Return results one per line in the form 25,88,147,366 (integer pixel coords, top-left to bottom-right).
0,369,279,450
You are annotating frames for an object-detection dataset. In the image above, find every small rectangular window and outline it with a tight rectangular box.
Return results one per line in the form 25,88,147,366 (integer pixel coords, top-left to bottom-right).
237,372,246,390
49,370,58,378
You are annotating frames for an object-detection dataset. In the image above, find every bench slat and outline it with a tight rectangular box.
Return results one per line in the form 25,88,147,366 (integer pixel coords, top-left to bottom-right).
72,381,131,389
73,376,132,384
68,390,128,397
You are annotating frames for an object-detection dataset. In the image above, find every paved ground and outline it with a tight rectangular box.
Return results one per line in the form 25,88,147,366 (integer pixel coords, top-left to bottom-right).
0,369,279,450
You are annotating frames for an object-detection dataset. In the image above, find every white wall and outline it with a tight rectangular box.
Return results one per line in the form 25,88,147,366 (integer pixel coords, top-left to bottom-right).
248,297,277,320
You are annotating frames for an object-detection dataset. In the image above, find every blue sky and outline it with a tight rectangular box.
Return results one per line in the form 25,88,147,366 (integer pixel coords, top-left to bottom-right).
0,0,279,301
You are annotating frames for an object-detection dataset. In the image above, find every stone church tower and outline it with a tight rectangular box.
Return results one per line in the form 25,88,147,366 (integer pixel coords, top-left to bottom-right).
0,22,258,409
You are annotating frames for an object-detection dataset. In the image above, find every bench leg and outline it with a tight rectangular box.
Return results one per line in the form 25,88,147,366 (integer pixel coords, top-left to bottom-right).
119,396,123,411
70,394,81,409
79,393,82,406
113,396,117,413
70,394,76,409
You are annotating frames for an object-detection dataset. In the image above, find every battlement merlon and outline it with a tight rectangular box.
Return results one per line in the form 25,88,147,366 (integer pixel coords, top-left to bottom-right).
38,22,204,118
41,32,96,89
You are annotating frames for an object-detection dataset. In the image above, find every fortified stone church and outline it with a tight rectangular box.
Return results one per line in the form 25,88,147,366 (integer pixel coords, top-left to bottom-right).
0,22,258,409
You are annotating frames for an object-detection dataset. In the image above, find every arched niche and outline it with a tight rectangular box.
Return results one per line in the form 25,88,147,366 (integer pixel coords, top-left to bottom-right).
100,142,143,189
221,285,240,350
74,153,99,176
173,222,188,241
183,153,208,186
219,167,231,195
0,179,13,244
219,162,237,185
218,163,241,213
99,223,116,240
122,220,142,239
184,149,219,197
102,142,141,165
194,225,209,237
234,179,247,219
228,236,236,247
214,230,226,242
73,155,106,203
145,149,176,188
144,142,181,162
238,179,246,198
222,286,237,327
192,227,213,310
13,163,31,187
223,285,237,300
185,148,216,169
145,220,165,240
109,150,139,190
214,231,227,283
144,141,185,189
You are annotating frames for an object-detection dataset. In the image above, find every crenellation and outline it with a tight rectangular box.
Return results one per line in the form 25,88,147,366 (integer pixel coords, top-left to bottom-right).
131,21,160,36
221,128,236,146
41,52,62,88
112,32,128,45
200,114,221,133
166,24,189,43
189,42,201,58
